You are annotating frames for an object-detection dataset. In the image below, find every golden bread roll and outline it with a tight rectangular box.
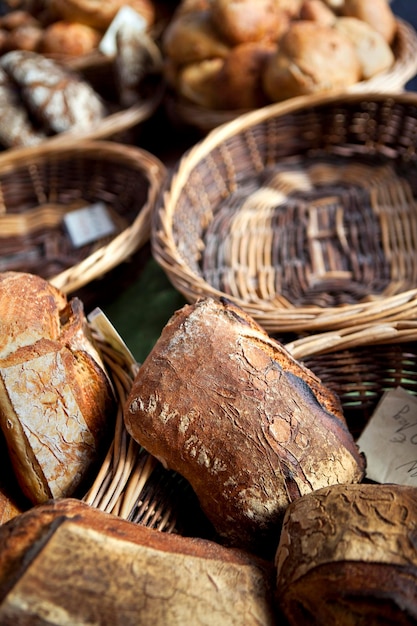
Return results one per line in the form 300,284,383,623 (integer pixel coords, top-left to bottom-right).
177,57,225,108
124,298,365,557
341,0,397,44
262,20,361,102
211,0,290,45
162,9,231,66
48,0,155,31
299,0,337,25
216,41,276,109
0,499,278,625
40,20,101,56
276,483,417,625
334,16,395,79
0,272,115,505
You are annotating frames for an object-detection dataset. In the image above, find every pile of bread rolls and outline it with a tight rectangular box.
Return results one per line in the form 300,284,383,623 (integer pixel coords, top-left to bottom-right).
0,0,156,58
163,0,397,110
0,288,416,624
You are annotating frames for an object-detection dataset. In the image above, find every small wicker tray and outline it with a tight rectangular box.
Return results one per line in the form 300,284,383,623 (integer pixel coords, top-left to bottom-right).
285,320,417,440
0,139,166,294
153,91,417,334
167,17,417,132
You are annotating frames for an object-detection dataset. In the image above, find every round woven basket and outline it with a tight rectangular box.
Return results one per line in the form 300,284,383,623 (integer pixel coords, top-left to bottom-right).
167,17,417,132
0,139,166,294
153,90,417,334
285,320,417,441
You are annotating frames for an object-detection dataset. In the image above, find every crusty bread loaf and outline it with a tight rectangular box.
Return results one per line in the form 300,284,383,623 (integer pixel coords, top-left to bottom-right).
124,297,365,557
0,272,115,505
0,50,107,135
0,498,278,625
275,483,417,625
211,0,291,45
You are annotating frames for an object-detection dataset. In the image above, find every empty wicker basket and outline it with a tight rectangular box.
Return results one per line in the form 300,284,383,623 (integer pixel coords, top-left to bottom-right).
153,90,417,334
0,139,166,294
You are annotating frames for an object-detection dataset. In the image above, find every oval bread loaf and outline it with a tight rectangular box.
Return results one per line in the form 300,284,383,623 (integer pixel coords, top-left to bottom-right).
0,272,115,505
124,297,365,557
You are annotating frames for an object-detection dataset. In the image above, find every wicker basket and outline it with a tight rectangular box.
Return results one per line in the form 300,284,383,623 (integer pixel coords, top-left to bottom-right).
0,139,166,294
285,319,417,441
167,17,417,132
153,90,417,334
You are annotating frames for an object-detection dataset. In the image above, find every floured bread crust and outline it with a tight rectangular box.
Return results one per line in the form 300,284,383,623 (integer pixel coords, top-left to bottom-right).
124,297,365,556
0,272,115,505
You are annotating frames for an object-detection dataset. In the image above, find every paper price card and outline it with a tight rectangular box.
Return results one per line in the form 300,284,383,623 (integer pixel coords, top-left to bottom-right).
357,386,417,486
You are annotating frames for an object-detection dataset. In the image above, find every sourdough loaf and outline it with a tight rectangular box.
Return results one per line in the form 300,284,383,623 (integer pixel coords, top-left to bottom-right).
275,483,417,625
0,498,278,625
0,272,115,505
124,297,365,556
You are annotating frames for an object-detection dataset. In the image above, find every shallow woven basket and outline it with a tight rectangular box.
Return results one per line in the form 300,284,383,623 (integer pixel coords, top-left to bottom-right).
285,319,417,441
0,139,166,294
153,90,417,334
167,17,417,132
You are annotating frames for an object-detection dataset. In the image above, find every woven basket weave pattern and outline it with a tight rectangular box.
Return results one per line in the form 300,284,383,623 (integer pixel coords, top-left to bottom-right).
154,92,417,333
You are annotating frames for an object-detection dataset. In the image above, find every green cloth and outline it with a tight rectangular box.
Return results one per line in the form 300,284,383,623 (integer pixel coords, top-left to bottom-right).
103,257,186,364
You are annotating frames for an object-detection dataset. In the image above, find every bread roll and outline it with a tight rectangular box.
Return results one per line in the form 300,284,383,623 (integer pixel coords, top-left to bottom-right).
0,50,107,134
216,41,275,109
49,0,155,31
0,498,278,625
162,9,231,66
40,20,101,56
124,297,365,557
0,272,115,505
276,483,417,625
211,0,290,45
299,0,337,25
262,20,361,102
334,16,395,79
341,0,397,44
177,57,225,108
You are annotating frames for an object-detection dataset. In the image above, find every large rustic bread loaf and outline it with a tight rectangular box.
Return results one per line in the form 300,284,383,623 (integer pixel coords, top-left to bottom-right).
124,297,365,557
0,272,115,505
0,498,278,625
275,482,417,625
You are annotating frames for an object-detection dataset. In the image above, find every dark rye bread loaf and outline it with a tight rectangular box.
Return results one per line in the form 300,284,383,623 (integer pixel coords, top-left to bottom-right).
124,297,365,556
0,498,278,625
275,483,417,625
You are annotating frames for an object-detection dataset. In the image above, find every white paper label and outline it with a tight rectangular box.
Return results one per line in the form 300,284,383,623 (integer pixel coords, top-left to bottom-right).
64,202,116,248
88,307,137,369
99,6,147,57
357,386,417,486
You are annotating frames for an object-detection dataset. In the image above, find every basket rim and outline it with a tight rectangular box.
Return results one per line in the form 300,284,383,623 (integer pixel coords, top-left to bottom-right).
0,139,167,294
168,17,417,131
153,90,417,333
